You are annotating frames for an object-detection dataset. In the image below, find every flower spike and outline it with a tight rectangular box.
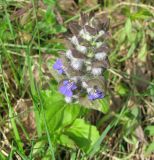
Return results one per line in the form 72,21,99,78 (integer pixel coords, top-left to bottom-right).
52,12,110,104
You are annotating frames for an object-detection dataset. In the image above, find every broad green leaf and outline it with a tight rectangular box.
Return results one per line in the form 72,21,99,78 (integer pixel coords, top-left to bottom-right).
40,90,82,133
145,126,154,136
145,142,154,155
62,103,83,126
64,119,100,152
59,134,76,148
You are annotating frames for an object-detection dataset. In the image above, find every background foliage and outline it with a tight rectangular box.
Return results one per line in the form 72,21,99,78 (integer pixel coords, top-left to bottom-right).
0,0,154,159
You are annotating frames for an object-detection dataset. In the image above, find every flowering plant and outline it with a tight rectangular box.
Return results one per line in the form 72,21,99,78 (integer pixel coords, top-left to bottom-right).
52,12,110,111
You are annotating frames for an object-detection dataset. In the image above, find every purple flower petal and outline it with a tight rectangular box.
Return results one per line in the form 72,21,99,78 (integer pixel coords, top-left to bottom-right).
59,86,67,95
89,94,95,100
88,89,105,101
59,86,73,97
58,69,63,74
65,90,73,97
53,59,65,74
63,80,69,85
53,59,61,69
59,80,77,97
71,83,77,90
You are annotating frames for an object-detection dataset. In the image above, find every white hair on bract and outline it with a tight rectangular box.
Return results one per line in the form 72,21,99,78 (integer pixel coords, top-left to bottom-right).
76,44,87,54
79,29,92,41
65,96,72,103
66,49,73,59
71,59,83,70
95,52,107,60
87,87,93,93
95,30,105,39
82,81,88,88
69,36,79,45
92,68,102,76
96,42,103,48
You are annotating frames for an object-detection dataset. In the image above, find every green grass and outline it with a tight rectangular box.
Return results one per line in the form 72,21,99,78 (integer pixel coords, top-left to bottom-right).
0,0,154,159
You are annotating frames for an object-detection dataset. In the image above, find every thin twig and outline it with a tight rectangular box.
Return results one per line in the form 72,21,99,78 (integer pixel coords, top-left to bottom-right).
101,152,120,160
108,68,123,78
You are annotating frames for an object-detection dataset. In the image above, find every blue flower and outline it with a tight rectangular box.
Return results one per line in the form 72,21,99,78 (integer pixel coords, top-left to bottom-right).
53,59,65,74
59,80,77,97
88,89,104,100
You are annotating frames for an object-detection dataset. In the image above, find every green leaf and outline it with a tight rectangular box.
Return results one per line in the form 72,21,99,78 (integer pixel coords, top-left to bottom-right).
119,43,136,62
64,119,100,152
78,96,100,111
138,43,147,62
88,122,114,156
145,142,154,155
45,7,56,25
33,140,46,155
125,18,132,42
115,83,129,96
41,90,61,126
42,148,54,160
99,97,110,113
37,5,67,35
55,25,67,33
145,126,154,136
0,152,6,160
131,107,139,118
43,0,56,5
130,9,153,20
59,134,76,148
148,81,154,103
0,19,14,41
40,90,82,133
116,28,126,44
